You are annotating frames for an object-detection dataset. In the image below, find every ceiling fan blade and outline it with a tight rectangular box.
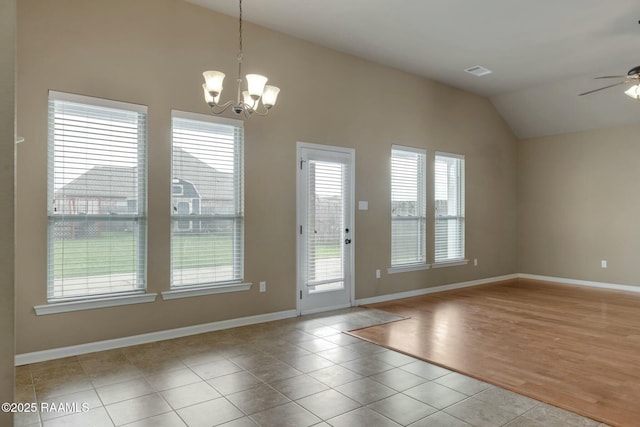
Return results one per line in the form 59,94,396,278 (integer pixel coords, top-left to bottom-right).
579,81,628,96
594,75,627,79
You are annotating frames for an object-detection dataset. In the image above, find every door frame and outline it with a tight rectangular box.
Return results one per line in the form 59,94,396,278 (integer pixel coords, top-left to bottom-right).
296,141,355,316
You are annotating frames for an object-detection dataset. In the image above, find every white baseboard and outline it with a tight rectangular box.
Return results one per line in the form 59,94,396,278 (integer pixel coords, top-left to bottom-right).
355,274,519,306
18,272,638,366
517,273,640,293
15,309,298,366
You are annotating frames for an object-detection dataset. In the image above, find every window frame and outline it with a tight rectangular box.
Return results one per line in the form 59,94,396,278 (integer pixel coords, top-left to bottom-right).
46,91,148,303
389,145,429,273
167,110,246,293
433,151,466,266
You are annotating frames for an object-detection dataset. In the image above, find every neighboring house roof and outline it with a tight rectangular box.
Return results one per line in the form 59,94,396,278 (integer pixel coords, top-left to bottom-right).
57,166,136,199
56,148,233,200
173,148,234,201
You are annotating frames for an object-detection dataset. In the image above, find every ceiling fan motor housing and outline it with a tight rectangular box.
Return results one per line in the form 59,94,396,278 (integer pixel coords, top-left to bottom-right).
628,65,640,76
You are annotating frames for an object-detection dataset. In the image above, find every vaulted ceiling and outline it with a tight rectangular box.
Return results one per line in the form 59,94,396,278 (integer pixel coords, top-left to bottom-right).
187,0,640,138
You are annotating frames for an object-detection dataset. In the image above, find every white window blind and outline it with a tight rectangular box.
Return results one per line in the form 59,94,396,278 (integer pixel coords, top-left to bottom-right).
171,111,244,288
391,145,426,266
305,159,349,294
434,152,465,263
47,91,147,301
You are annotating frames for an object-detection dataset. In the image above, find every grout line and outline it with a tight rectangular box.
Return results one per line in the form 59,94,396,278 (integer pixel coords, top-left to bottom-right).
21,307,603,427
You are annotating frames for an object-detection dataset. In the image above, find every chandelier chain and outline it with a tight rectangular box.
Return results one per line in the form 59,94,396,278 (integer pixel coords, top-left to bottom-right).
238,0,243,58
236,0,243,80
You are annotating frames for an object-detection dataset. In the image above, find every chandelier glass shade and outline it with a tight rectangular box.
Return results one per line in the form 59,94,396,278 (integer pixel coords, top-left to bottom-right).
202,0,280,117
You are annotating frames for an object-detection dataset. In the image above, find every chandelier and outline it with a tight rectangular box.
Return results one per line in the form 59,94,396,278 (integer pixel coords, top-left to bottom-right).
202,0,280,118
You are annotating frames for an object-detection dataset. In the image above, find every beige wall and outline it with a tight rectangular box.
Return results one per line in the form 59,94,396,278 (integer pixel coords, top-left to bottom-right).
0,0,16,420
16,0,518,354
518,123,640,287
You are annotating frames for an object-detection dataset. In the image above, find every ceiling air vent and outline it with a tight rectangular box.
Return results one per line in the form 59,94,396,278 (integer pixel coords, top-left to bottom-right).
464,66,493,77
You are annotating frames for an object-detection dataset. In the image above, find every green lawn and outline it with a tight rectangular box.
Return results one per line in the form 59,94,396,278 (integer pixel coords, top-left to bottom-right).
53,232,138,279
53,232,234,279
171,233,233,269
54,232,342,279
312,244,342,258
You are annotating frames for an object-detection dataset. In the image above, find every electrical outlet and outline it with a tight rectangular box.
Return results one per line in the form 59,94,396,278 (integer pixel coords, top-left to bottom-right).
601,260,607,269
375,269,381,279
259,281,266,292
474,258,478,267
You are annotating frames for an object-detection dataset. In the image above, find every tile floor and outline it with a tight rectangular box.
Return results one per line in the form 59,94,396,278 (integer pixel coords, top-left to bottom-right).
14,308,610,427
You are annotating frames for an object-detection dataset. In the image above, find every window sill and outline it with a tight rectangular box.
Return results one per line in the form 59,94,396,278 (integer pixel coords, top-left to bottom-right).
34,293,157,316
431,259,469,269
388,263,431,274
162,282,252,300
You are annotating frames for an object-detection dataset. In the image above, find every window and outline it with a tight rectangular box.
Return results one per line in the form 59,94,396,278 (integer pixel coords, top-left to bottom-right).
171,111,244,288
434,152,465,263
47,91,147,301
391,145,427,267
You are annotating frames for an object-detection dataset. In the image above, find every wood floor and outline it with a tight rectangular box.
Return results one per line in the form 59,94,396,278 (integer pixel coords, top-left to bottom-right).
349,278,640,427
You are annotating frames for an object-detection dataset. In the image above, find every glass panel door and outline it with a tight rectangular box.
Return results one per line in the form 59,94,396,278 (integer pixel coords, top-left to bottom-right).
297,143,354,314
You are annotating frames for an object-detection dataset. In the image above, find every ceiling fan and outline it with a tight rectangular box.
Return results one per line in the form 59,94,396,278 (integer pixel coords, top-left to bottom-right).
579,65,640,99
